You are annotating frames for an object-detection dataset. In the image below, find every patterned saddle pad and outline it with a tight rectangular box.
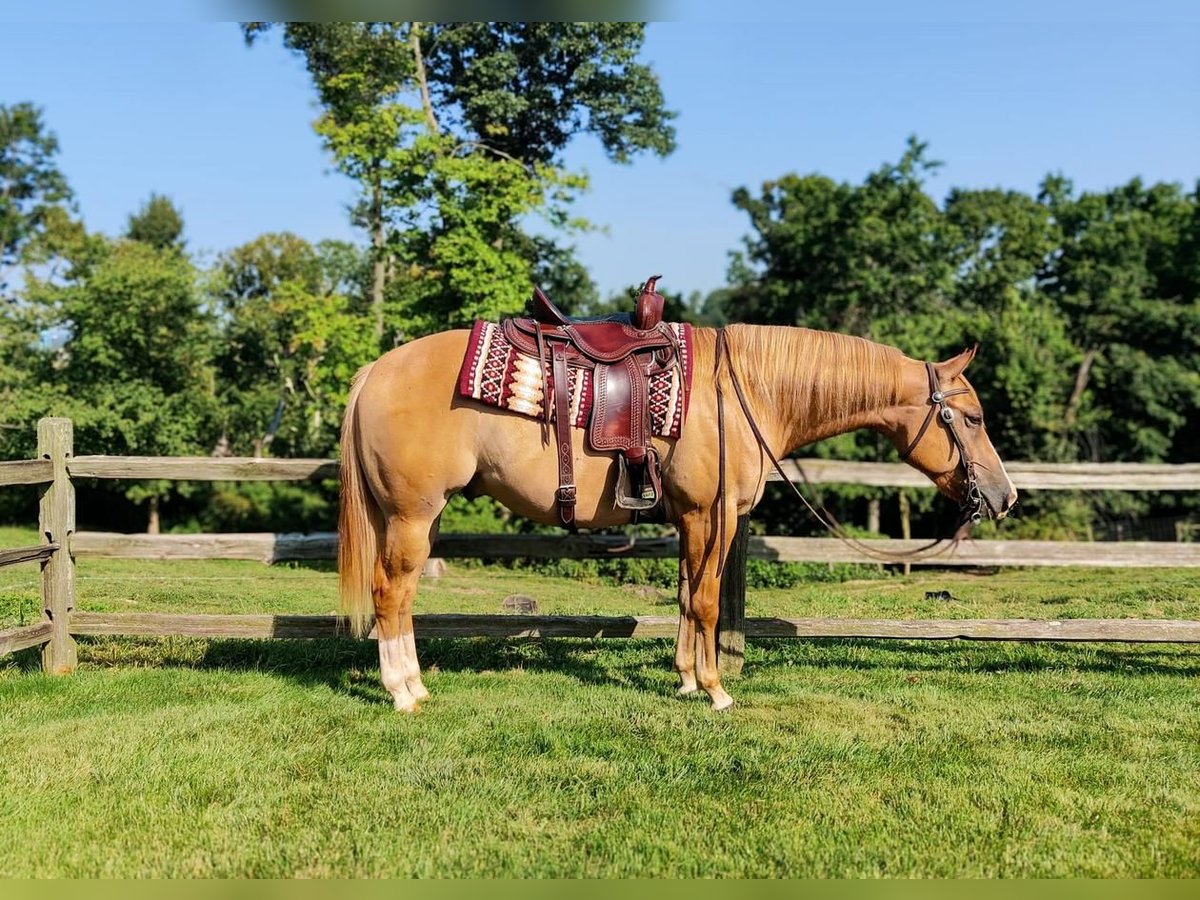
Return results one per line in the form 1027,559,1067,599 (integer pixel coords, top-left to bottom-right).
457,319,693,438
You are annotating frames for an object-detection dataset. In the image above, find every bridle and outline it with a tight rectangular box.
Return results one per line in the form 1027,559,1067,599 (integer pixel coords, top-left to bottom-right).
710,331,986,573
898,361,986,527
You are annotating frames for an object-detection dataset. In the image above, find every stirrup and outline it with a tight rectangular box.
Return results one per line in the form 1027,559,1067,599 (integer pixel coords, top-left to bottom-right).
615,453,660,511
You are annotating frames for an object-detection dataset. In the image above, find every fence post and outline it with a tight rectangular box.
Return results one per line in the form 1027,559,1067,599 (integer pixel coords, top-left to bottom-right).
718,515,749,676
38,417,76,674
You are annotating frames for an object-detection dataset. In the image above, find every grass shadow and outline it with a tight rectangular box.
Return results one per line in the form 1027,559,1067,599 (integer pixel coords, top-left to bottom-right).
175,634,678,704
0,645,46,674
747,637,1200,678
64,631,1200,712
419,635,677,695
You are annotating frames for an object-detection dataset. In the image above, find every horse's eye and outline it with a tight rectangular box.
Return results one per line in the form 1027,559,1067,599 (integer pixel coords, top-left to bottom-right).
965,414,983,428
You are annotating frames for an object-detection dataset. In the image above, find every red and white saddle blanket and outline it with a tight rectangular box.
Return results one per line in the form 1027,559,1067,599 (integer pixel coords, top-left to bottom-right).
456,319,694,438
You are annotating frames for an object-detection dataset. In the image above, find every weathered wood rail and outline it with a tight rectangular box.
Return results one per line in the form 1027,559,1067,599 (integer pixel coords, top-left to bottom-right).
0,459,54,486
2,417,1198,675
67,530,1200,568
0,543,58,567
68,612,1200,644
45,454,1200,490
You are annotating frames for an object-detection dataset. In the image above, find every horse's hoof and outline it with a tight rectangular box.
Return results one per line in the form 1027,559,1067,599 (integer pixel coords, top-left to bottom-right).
677,684,699,697
409,684,431,703
392,696,420,714
708,689,735,711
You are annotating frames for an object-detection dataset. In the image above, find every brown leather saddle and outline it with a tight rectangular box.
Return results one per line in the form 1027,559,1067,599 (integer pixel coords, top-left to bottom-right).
506,275,681,527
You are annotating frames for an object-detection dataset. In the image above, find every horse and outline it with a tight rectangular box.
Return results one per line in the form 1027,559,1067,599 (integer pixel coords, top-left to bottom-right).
337,323,1017,712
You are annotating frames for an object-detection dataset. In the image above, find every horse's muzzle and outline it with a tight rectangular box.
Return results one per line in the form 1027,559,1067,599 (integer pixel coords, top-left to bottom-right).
982,483,1018,520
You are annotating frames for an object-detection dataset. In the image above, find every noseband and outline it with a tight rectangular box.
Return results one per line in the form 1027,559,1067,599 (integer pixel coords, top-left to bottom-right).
899,361,985,525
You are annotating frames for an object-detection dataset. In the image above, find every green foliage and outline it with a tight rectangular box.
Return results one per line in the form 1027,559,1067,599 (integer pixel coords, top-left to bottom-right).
524,234,599,315
744,559,887,588
0,102,74,292
422,22,676,166
10,227,218,523
192,481,337,534
245,22,675,342
52,241,212,398
438,494,517,534
731,137,956,333
1043,177,1200,465
483,553,883,590
125,193,185,250
212,232,377,457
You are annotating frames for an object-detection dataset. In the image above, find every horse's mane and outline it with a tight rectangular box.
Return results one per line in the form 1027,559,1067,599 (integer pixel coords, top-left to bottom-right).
723,324,904,421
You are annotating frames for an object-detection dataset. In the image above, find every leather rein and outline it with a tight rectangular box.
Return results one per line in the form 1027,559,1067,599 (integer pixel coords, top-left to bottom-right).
712,329,984,572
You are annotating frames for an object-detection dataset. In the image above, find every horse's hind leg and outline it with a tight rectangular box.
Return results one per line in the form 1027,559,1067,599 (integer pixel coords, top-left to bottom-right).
674,558,699,695
374,515,438,712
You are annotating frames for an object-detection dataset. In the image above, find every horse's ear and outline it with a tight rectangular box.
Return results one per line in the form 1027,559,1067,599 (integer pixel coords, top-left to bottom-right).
936,343,979,381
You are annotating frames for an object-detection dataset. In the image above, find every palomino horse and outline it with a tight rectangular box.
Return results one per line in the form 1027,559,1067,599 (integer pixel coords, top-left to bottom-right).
338,324,1017,711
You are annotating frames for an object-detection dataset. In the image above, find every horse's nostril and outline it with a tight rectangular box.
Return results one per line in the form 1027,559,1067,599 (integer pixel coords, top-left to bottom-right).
1002,488,1018,514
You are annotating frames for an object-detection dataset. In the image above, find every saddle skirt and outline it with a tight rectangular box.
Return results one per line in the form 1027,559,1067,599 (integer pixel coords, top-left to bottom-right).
457,318,694,439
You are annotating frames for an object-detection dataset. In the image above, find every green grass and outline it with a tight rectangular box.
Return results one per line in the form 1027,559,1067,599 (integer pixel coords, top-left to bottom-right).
1,524,1199,876
3,525,1197,626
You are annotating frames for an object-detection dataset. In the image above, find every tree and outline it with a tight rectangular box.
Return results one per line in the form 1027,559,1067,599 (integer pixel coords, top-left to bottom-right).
730,137,958,335
1040,177,1200,465
0,103,74,295
242,22,675,343
213,232,376,458
126,192,185,250
21,231,217,532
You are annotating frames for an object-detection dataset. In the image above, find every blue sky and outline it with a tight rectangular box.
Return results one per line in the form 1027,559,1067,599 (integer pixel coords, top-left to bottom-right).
2,11,1198,299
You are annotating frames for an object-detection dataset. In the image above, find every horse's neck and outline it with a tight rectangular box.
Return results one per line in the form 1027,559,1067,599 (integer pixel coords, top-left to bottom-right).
723,324,902,455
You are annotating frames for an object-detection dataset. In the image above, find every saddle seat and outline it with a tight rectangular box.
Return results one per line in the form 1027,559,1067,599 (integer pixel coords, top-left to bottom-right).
529,275,665,331
508,275,679,528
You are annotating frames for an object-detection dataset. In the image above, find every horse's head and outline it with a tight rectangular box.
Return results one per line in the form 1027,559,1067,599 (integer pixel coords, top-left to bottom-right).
883,346,1017,527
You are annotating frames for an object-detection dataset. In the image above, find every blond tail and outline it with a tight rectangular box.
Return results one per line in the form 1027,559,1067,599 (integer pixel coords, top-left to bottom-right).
338,360,382,638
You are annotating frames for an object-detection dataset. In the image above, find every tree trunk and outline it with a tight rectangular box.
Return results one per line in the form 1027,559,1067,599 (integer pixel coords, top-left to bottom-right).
867,497,881,534
370,177,385,344
409,23,440,135
259,397,286,456
147,495,160,535
1065,347,1097,427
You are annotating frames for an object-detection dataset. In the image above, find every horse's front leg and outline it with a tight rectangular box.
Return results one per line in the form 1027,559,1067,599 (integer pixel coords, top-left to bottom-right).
679,508,738,710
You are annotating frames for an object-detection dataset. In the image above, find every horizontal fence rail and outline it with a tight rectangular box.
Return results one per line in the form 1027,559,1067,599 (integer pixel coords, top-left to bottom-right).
773,459,1200,491
0,543,58,568
68,455,337,481
67,612,1200,644
70,531,1200,568
46,454,1200,491
0,622,53,656
0,459,54,487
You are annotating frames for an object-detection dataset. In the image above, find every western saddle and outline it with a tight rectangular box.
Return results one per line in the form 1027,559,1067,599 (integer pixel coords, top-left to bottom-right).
505,276,680,527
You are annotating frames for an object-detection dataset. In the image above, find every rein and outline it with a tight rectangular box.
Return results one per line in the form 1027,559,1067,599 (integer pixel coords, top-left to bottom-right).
713,329,980,567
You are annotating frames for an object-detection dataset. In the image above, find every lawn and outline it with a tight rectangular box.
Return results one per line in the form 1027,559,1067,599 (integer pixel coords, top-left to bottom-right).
1,525,1198,877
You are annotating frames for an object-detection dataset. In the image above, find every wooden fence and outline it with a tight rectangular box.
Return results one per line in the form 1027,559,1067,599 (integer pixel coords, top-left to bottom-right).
2,417,1198,676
